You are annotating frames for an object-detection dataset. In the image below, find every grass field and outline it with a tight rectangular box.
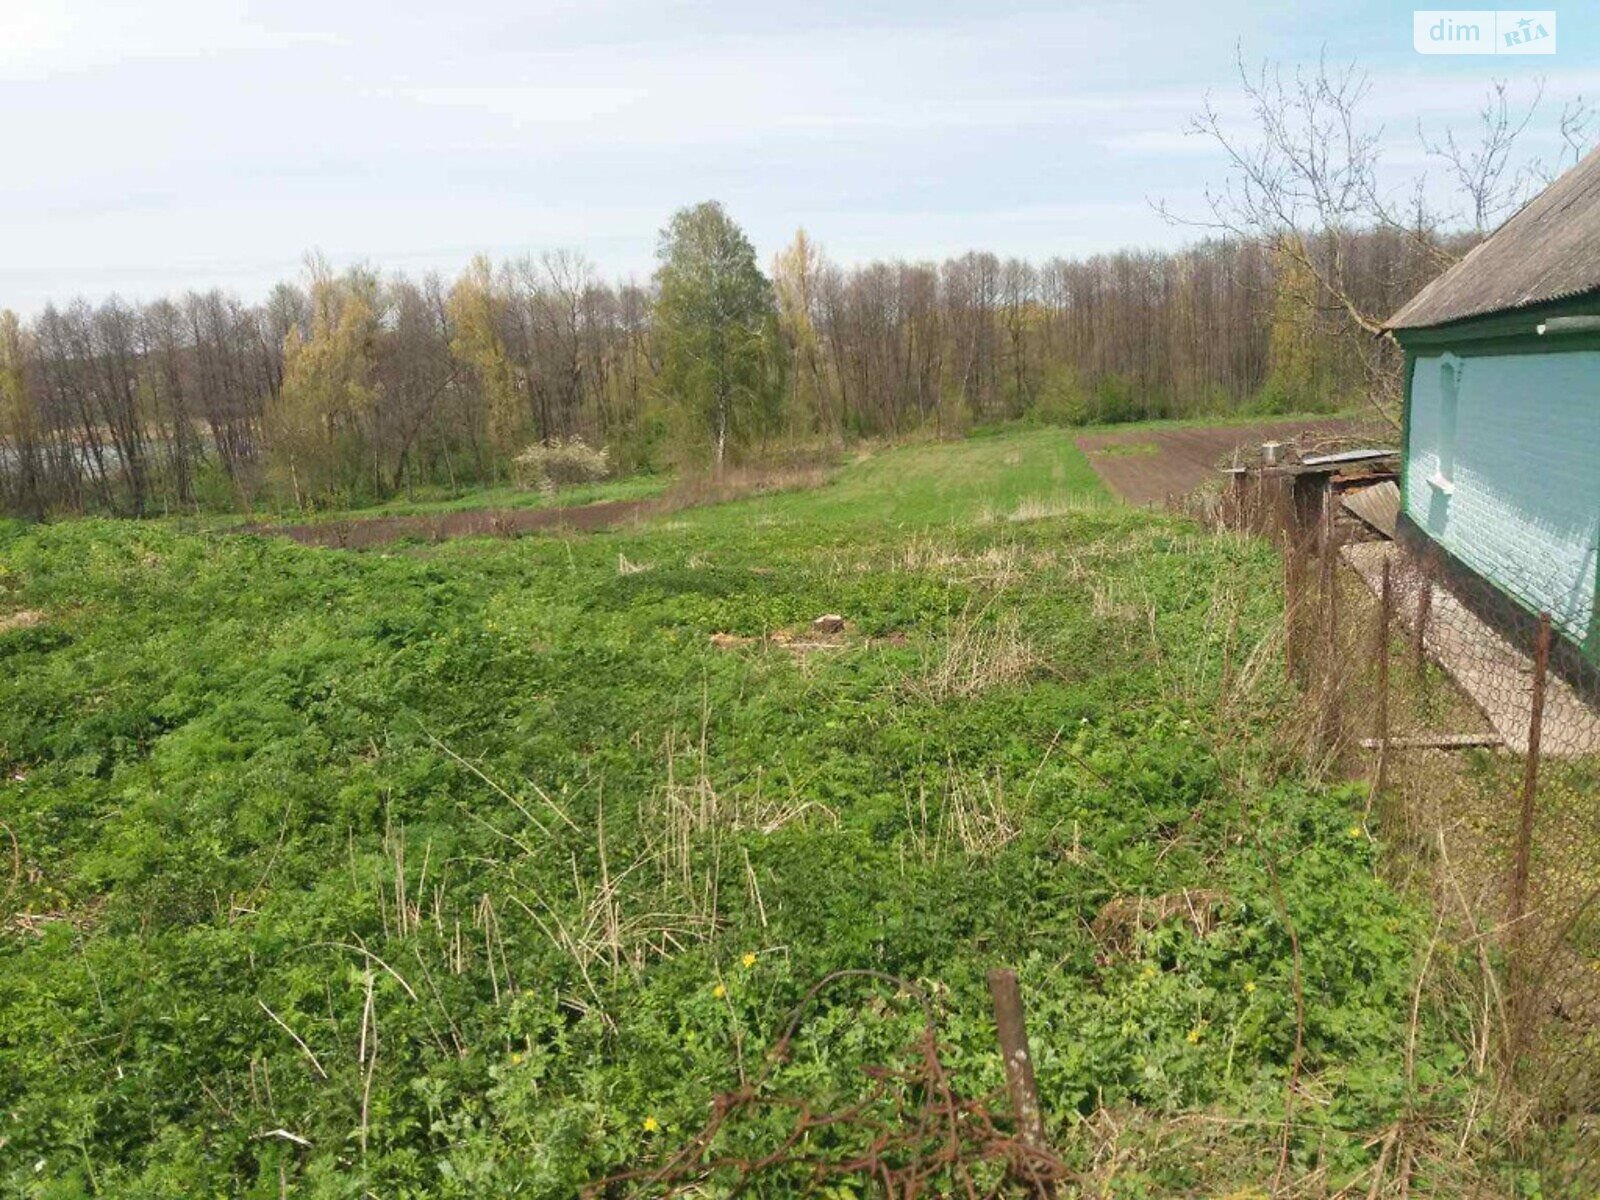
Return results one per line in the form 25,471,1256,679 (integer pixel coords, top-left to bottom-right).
169,474,672,531
0,427,1498,1196
167,409,1362,533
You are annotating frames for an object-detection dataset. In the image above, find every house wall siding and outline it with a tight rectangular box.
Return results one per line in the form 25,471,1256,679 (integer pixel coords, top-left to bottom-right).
1405,349,1600,658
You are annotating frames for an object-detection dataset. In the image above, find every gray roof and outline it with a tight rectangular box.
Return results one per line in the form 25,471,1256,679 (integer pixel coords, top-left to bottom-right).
1342,480,1399,540
1385,145,1600,331
1300,448,1396,467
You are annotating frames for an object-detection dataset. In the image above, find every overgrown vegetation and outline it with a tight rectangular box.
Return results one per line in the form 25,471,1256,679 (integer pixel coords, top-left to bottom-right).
511,437,612,495
0,428,1531,1196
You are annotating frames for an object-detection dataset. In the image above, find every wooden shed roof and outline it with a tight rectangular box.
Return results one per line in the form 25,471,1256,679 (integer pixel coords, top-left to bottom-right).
1385,145,1600,331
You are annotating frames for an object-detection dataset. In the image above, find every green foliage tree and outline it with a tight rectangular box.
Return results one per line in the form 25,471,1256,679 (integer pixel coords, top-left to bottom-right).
446,255,525,463
269,259,382,507
652,201,785,468
1259,239,1339,414
0,309,44,516
772,227,834,438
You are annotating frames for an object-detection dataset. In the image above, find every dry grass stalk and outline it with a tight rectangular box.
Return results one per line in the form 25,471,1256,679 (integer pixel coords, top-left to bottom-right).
1090,889,1230,959
978,494,1109,524
942,772,1019,858
708,628,851,659
892,539,1040,586
507,840,710,1016
258,999,329,1080
910,598,1039,703
1090,580,1143,623
904,769,1021,864
357,969,378,1156
649,735,836,879
497,725,835,1015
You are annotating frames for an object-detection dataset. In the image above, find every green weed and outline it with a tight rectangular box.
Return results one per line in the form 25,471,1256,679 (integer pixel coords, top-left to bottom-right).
0,429,1504,1196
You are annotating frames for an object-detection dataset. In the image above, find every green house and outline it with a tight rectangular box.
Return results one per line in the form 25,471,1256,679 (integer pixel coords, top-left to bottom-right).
1384,148,1600,682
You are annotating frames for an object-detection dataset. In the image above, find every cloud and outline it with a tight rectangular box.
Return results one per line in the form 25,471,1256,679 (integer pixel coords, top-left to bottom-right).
0,0,337,81
3,1,1596,310
382,85,652,124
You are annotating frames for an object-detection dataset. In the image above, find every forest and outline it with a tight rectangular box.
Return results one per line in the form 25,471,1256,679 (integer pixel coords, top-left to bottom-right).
0,219,1449,519
2,55,1583,520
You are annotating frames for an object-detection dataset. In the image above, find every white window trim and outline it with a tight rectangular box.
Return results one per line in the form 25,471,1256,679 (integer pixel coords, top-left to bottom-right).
1435,352,1462,493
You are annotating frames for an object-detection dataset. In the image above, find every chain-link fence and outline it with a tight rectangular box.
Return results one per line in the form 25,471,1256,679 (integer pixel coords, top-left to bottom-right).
1188,452,1600,1195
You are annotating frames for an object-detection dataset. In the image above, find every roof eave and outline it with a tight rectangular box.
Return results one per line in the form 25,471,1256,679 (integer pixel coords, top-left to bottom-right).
1385,285,1600,346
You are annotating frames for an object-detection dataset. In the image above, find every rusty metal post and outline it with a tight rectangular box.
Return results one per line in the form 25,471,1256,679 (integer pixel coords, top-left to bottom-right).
1315,489,1341,749
1273,471,1293,549
1281,478,1300,682
1374,558,1392,798
1412,560,1432,671
1284,545,1299,681
1507,612,1551,1062
1323,490,1340,657
988,968,1054,1192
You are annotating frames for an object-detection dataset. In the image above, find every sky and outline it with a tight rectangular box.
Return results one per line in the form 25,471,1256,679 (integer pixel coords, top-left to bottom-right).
3,0,1598,312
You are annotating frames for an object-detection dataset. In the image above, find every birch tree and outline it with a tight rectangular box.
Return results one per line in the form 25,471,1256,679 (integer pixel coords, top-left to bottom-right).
653,202,783,468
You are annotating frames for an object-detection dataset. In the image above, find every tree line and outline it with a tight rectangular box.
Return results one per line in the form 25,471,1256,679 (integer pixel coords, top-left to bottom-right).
0,209,1455,519
4,54,1586,519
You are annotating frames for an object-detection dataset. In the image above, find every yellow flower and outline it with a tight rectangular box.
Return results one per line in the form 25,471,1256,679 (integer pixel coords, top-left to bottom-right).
1243,980,1257,995
1348,825,1364,839
712,983,727,999
643,1116,660,1133
510,1052,524,1065
1141,964,1158,981
1186,1024,1205,1045
741,952,757,969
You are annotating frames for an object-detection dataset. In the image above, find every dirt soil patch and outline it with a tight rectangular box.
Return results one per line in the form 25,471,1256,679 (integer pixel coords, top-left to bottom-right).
1078,418,1374,507
243,463,838,549
249,497,661,549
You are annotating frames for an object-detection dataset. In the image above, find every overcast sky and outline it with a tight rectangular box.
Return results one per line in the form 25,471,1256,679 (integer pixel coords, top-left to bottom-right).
3,1,1598,312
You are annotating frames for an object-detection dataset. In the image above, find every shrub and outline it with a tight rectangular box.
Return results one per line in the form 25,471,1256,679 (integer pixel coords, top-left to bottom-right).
1026,368,1163,426
1092,372,1145,424
513,437,611,492
1027,366,1093,426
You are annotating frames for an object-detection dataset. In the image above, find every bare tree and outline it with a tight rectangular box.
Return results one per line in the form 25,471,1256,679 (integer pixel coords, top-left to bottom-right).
1422,79,1546,235
1168,50,1594,424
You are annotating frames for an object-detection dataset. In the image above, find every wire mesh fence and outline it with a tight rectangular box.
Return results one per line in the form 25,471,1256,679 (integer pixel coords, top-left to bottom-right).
1187,455,1600,1195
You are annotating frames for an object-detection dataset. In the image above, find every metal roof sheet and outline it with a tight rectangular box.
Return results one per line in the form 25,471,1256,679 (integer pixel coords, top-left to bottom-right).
1299,448,1396,467
1342,480,1400,539
1385,145,1600,331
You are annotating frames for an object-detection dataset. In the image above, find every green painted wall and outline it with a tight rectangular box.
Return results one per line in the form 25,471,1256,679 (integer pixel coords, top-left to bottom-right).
1403,344,1600,660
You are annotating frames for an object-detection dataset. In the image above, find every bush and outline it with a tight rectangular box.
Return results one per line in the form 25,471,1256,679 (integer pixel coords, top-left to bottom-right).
1092,372,1146,424
1027,366,1093,426
189,459,253,514
513,437,611,492
1026,369,1174,427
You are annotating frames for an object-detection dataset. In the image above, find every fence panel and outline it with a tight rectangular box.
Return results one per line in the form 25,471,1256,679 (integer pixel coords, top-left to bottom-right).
1182,463,1600,1195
